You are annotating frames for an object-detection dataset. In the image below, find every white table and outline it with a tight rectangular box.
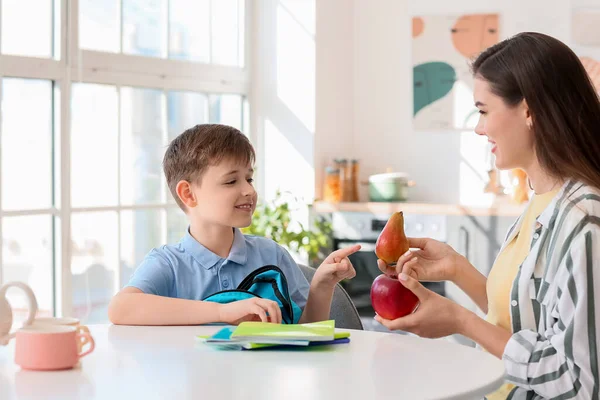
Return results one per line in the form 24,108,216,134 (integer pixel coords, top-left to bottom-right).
0,324,505,400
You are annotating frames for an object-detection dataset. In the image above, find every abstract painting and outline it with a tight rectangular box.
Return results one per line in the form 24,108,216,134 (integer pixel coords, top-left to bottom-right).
412,14,500,131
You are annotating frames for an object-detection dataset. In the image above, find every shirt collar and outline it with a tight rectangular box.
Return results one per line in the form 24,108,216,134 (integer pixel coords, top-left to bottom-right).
501,180,574,250
181,227,247,269
228,228,248,265
537,179,576,228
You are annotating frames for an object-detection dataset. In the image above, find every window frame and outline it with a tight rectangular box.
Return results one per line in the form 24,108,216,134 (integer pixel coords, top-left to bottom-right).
0,0,253,319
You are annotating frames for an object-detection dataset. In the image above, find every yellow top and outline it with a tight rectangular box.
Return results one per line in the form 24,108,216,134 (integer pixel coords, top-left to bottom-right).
485,188,560,399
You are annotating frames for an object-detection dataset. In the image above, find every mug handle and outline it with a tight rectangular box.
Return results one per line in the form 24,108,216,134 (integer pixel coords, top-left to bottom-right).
76,331,95,359
0,281,39,329
76,325,91,348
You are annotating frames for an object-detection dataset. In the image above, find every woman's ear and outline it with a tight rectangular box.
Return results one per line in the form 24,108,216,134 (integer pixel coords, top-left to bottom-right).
176,180,197,208
522,99,533,130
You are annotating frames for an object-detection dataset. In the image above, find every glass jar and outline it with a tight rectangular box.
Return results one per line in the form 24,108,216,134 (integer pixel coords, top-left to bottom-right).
338,159,352,202
510,168,529,204
323,166,341,202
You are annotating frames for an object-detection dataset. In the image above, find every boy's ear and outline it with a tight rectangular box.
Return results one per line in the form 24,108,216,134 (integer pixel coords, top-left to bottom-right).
176,180,197,208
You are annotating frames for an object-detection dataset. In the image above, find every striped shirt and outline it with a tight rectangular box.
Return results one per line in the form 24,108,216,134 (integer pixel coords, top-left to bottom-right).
500,180,600,399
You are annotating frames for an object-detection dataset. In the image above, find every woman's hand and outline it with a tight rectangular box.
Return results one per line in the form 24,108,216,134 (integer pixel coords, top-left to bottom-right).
377,237,464,283
374,273,469,338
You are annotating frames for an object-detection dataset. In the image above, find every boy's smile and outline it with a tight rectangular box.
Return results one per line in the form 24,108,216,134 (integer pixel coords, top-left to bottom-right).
234,201,254,212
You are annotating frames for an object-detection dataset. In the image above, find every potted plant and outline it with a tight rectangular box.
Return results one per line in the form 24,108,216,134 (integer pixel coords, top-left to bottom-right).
242,191,332,267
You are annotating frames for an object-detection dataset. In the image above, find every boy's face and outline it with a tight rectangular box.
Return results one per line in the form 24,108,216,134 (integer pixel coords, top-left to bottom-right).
189,157,257,228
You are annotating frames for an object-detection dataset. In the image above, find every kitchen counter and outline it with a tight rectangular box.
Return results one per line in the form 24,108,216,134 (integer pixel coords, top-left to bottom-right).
313,198,526,217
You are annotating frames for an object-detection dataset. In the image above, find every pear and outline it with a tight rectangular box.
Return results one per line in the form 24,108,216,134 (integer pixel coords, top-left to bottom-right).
375,211,409,265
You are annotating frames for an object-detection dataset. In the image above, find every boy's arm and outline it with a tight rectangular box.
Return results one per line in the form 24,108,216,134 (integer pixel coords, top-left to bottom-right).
108,288,284,325
108,287,222,326
298,282,335,324
109,251,222,325
296,245,361,324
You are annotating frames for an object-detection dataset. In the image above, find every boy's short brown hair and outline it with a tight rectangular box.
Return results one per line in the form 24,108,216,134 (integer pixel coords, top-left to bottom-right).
163,124,255,210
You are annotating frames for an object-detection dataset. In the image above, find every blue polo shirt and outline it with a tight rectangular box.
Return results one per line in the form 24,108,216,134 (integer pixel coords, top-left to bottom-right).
125,228,310,310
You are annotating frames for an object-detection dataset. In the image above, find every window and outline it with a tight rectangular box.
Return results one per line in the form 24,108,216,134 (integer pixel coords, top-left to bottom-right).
69,85,244,319
1,78,56,321
79,0,245,67
0,0,249,325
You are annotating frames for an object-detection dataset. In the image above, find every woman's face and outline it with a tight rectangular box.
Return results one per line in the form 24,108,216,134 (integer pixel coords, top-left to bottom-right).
473,77,535,170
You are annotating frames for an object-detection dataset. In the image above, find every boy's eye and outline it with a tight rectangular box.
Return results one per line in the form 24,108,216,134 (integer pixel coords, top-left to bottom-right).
478,110,487,115
247,178,254,183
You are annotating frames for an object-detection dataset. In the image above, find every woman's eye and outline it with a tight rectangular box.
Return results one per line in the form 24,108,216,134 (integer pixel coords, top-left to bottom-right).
225,180,236,185
247,178,254,183
478,110,487,115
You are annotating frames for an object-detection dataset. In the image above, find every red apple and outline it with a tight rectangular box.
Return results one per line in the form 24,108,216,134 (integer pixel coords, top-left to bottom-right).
370,274,419,320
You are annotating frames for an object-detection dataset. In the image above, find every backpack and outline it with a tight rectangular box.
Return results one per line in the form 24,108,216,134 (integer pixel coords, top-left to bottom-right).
203,265,302,324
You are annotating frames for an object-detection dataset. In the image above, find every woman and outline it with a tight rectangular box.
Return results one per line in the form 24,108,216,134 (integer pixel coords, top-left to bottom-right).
377,32,600,399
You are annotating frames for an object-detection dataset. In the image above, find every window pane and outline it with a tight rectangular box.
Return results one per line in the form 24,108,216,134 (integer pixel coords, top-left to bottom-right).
79,0,120,53
209,94,242,130
71,84,119,207
2,216,54,324
120,88,165,205
169,0,210,62
167,207,187,244
1,78,53,211
167,91,209,140
120,210,164,285
123,0,167,57
1,0,52,57
211,0,243,66
71,212,117,323
166,91,209,203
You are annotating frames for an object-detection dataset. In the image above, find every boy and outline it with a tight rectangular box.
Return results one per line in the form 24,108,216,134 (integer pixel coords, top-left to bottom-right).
108,124,360,325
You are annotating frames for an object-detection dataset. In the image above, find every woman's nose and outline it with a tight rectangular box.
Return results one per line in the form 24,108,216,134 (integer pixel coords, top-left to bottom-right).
474,120,485,136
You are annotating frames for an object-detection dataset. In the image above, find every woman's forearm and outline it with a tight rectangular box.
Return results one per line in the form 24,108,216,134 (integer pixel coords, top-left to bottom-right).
453,255,489,313
458,308,512,358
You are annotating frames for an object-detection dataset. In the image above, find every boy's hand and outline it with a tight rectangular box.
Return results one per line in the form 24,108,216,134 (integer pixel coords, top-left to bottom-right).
312,244,361,289
218,298,282,325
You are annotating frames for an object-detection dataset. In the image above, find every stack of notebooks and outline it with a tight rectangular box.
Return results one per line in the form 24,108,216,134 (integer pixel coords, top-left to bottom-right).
196,320,350,350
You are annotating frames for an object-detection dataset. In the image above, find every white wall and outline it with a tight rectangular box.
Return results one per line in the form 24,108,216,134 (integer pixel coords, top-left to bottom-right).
313,0,355,201
252,0,316,204
315,0,572,204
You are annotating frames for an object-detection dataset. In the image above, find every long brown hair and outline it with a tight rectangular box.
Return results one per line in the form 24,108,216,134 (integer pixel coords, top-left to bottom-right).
471,32,600,189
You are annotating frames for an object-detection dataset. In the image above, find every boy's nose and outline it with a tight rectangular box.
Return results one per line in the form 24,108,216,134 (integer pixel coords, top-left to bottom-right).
242,184,256,197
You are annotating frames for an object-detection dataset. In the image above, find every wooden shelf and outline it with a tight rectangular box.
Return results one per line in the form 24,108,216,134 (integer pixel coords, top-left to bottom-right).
313,199,526,217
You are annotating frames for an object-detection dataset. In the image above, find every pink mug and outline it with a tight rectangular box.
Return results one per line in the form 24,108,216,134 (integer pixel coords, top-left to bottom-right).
33,317,91,352
15,325,95,371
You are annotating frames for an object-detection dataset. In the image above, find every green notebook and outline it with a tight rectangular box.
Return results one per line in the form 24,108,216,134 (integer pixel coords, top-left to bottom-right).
231,320,336,342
